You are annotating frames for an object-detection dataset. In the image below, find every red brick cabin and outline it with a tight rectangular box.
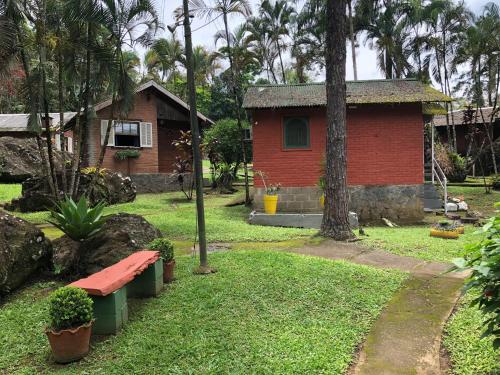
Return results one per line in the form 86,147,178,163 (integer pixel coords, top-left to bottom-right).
77,81,212,192
243,79,451,223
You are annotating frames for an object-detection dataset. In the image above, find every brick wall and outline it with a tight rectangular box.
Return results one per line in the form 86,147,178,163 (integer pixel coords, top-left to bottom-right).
157,121,190,173
88,90,159,174
251,103,424,188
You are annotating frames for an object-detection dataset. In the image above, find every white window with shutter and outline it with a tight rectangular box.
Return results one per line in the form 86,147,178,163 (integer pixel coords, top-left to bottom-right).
67,137,73,153
140,122,153,148
100,120,115,146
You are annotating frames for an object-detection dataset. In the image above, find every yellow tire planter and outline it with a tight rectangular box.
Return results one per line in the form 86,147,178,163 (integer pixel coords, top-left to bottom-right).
429,228,460,239
263,194,279,215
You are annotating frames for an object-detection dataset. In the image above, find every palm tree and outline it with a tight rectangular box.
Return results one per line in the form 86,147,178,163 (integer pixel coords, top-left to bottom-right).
145,37,183,83
246,17,279,83
188,0,253,205
214,24,259,78
259,0,295,84
362,1,412,79
190,46,220,85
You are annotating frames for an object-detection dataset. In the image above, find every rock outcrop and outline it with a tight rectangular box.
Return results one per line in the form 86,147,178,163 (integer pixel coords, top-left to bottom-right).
5,171,136,212
52,213,162,276
0,136,65,182
0,210,52,294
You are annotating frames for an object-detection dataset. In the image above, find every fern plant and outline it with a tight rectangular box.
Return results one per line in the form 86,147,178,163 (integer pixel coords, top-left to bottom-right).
48,196,106,241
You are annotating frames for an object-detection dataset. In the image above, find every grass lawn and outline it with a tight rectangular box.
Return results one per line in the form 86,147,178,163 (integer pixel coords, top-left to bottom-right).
0,183,21,203
443,292,500,375
447,185,499,217
0,250,407,374
9,190,315,243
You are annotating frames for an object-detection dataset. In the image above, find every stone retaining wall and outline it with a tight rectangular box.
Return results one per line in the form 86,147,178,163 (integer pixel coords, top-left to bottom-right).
253,184,424,223
130,173,192,193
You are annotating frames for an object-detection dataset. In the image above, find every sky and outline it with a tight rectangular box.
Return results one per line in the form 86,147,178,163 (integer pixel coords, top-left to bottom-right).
150,0,495,81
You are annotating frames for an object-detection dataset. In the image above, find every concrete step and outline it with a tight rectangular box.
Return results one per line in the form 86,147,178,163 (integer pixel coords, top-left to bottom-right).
424,198,443,210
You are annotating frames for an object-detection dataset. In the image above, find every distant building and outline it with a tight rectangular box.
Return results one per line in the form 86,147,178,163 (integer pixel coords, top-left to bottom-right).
0,112,76,152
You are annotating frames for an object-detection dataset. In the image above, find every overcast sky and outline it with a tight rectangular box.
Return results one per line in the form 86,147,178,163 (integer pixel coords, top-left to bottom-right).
149,0,495,81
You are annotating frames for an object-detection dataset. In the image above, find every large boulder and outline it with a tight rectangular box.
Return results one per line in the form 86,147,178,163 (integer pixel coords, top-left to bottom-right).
0,210,52,294
0,136,65,182
52,213,162,276
5,170,136,212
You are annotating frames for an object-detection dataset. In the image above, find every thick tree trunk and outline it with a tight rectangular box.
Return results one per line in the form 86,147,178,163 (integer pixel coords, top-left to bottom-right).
223,12,251,205
347,0,357,81
320,0,355,241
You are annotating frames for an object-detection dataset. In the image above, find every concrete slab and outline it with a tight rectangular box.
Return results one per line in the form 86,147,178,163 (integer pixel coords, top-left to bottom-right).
248,212,359,229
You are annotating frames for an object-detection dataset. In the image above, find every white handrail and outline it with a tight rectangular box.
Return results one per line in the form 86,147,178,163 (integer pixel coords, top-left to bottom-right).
432,157,448,214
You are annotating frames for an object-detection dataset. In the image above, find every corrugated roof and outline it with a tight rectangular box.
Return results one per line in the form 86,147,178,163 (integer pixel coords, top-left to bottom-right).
243,79,452,109
0,112,76,132
433,107,500,127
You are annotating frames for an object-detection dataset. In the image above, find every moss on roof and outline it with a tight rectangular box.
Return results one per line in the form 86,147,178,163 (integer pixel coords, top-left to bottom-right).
243,79,452,109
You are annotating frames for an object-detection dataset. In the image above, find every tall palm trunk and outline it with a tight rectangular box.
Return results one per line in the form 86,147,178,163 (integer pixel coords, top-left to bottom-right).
321,0,355,241
39,1,59,198
442,30,456,152
223,11,251,205
347,0,357,81
14,23,52,187
57,30,67,194
276,38,286,84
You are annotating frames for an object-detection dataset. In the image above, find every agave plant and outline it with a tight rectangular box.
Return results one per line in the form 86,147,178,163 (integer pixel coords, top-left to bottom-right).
49,196,106,241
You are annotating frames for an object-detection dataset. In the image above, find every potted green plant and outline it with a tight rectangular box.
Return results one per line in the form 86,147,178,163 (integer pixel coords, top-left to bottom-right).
148,238,175,283
256,170,281,214
430,220,460,239
46,286,94,363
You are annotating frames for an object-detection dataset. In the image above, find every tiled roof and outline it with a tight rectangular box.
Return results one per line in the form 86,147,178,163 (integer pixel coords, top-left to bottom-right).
0,112,77,132
243,79,451,109
433,107,500,127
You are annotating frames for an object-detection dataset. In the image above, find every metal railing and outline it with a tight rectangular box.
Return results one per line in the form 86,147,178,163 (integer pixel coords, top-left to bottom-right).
432,157,448,214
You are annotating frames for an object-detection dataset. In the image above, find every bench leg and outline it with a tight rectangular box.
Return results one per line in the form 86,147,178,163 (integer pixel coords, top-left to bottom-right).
127,259,163,298
90,287,128,335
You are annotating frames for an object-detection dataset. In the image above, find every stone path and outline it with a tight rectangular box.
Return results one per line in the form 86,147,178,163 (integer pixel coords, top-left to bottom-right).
283,241,468,375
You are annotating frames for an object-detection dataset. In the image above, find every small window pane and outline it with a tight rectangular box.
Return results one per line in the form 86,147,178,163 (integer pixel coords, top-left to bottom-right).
284,117,309,149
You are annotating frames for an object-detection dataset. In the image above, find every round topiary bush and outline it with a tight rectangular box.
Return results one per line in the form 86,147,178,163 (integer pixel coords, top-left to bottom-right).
48,286,93,331
148,238,174,263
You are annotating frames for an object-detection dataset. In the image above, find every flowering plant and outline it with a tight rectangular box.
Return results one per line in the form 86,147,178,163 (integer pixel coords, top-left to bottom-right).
256,171,281,195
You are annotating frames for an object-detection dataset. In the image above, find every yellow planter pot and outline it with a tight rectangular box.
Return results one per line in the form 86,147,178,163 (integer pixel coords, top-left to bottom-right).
320,195,325,208
454,226,465,234
430,228,460,239
263,194,279,215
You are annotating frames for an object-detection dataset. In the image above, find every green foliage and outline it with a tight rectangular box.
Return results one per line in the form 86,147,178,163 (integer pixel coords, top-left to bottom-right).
447,152,467,183
48,286,93,331
452,203,500,348
204,119,248,166
492,175,500,191
114,149,141,160
148,238,174,262
48,196,106,241
0,252,406,373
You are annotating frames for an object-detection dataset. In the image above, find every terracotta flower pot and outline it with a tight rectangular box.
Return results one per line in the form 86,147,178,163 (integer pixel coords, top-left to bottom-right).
46,321,93,364
163,259,176,283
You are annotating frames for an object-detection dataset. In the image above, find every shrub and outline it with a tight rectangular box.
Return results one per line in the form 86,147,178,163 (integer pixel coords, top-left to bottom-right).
148,238,174,262
452,202,500,349
114,150,140,161
492,175,500,191
434,143,467,182
48,286,93,331
48,196,106,240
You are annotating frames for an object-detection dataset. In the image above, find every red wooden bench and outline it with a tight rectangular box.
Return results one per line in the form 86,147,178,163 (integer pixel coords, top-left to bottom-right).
70,250,163,334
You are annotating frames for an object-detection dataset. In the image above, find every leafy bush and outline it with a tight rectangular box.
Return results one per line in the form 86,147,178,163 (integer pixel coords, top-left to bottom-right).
148,238,174,262
48,286,93,331
435,143,467,182
48,196,106,240
492,175,500,191
452,202,500,349
114,149,140,160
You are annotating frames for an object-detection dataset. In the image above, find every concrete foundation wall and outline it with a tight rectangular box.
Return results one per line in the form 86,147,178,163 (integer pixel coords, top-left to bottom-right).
254,184,424,223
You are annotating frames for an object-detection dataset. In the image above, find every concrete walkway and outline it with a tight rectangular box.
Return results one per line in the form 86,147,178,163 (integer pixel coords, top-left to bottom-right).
284,241,467,375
